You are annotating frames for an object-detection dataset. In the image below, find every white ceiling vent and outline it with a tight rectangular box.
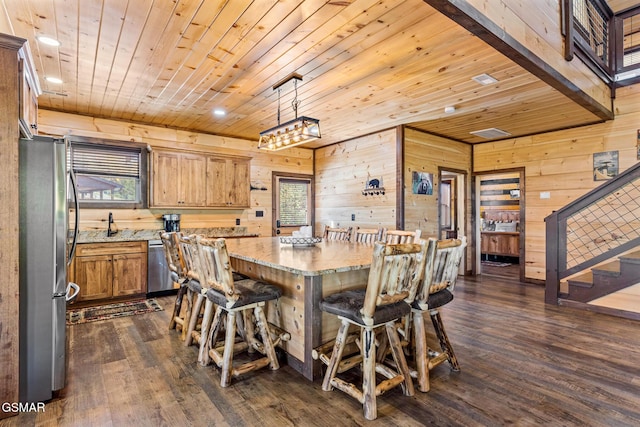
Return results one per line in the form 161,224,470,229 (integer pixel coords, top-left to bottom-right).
469,128,512,139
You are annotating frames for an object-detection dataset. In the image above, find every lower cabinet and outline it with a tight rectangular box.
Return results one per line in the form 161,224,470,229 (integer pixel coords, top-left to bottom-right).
70,241,147,303
480,232,520,257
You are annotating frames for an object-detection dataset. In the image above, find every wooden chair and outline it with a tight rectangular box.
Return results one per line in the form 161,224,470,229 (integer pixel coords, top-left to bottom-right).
351,227,383,244
160,231,188,335
383,229,422,244
316,239,431,420
406,236,467,392
323,225,353,241
196,236,284,387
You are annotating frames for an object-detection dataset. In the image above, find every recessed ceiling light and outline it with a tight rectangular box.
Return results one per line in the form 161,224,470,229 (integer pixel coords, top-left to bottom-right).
45,76,63,84
213,109,226,117
37,36,61,47
472,73,498,85
470,128,511,139
444,106,456,114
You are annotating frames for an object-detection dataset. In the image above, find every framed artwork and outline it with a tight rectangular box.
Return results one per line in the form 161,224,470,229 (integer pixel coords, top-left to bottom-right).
593,150,619,181
412,171,433,195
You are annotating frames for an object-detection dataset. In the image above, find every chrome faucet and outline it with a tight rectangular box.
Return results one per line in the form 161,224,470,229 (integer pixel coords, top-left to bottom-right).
107,212,117,237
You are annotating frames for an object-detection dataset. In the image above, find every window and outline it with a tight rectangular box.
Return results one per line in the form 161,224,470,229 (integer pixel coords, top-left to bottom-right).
278,178,310,226
68,137,147,209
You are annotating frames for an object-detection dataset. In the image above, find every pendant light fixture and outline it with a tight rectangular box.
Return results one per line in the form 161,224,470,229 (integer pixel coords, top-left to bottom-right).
258,73,321,151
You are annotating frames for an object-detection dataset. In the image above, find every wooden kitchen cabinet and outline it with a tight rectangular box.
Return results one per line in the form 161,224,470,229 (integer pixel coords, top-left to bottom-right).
70,241,147,303
150,148,250,208
205,156,250,207
480,232,520,257
151,150,207,207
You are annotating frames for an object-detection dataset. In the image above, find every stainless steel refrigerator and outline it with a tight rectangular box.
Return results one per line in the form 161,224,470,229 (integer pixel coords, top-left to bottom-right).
19,135,80,403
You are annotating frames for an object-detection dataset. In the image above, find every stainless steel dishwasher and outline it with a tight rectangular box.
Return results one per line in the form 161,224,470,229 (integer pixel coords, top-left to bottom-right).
147,240,174,294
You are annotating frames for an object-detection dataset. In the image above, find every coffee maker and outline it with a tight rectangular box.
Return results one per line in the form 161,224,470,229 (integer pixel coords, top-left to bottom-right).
162,214,181,232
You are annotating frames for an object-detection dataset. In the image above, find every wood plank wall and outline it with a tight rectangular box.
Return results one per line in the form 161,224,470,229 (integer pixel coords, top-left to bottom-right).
314,129,398,234
0,38,21,420
404,128,472,271
38,110,313,236
474,84,640,281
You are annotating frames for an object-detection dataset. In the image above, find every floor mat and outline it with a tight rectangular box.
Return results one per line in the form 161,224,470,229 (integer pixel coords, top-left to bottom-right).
67,299,163,325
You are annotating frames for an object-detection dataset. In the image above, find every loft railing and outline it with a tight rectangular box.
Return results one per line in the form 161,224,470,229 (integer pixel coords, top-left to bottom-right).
545,161,640,304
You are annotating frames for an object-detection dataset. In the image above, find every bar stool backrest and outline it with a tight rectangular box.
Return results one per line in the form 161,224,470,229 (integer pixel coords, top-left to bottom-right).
361,240,430,325
415,236,467,307
177,234,202,283
352,227,383,244
323,225,353,241
195,236,238,305
160,231,185,280
383,229,422,244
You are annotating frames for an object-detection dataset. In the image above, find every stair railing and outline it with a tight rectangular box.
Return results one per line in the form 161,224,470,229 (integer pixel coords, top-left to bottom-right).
545,161,640,304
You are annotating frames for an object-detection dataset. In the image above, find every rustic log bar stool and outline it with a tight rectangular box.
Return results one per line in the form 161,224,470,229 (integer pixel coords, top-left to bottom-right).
383,229,422,244
323,225,353,241
316,239,430,420
177,234,207,346
405,236,466,392
160,231,189,335
352,227,383,244
196,236,284,387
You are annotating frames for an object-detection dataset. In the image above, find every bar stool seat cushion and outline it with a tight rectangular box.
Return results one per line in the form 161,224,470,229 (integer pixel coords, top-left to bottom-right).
411,289,453,310
187,279,202,294
321,289,411,326
205,280,281,309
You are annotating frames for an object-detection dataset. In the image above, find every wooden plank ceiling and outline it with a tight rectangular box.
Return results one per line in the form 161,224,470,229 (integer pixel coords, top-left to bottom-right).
0,0,617,147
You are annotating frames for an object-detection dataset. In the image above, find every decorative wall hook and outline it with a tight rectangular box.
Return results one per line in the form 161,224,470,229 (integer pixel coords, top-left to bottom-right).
362,176,385,196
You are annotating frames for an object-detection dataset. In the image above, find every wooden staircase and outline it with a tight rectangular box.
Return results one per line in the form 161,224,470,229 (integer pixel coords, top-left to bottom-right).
565,250,640,303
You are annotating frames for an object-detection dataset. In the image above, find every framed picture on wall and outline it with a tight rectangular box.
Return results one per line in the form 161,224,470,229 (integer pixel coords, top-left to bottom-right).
412,171,433,195
593,150,619,181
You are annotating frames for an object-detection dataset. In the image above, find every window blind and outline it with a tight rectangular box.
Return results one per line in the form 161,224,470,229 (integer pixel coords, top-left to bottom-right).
70,143,141,178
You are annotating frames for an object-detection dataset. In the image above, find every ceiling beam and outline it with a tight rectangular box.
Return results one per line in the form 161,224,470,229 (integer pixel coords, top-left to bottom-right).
423,0,614,121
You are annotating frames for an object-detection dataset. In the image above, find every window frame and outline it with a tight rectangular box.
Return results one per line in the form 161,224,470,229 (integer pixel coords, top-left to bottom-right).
68,136,148,209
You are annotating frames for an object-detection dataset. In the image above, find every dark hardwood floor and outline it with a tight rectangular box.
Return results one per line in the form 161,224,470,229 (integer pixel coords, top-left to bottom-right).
4,274,640,426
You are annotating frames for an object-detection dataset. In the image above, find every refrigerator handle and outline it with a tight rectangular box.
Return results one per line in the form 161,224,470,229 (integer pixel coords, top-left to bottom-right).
66,282,80,303
68,168,80,265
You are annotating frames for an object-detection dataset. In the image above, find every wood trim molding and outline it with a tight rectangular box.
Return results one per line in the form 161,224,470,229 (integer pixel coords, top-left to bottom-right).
423,0,614,121
396,125,405,230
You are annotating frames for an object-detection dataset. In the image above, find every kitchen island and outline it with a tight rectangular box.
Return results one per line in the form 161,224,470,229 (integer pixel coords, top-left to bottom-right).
224,237,374,380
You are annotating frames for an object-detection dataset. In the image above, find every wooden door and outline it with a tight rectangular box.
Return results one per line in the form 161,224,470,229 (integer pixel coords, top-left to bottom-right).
272,174,313,236
112,252,147,296
75,255,113,301
152,150,180,207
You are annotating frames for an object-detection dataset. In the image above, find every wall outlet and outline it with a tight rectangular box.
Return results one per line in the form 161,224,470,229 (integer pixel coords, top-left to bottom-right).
235,218,240,225
256,210,264,217
540,191,551,199
351,214,355,221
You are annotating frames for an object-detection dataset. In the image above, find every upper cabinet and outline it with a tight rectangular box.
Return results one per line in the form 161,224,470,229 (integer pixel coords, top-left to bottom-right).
150,149,250,209
17,42,40,139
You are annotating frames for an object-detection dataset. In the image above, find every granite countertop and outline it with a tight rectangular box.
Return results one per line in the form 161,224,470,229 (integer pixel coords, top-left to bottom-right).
77,227,258,243
224,236,373,276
